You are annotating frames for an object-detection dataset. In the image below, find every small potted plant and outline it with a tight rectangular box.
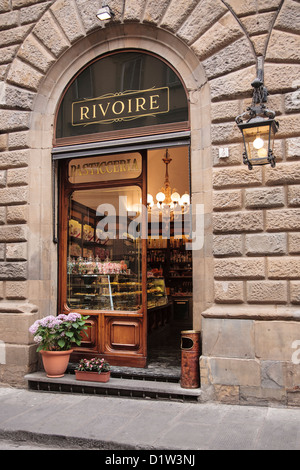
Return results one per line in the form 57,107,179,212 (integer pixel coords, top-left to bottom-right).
29,312,90,378
75,357,111,383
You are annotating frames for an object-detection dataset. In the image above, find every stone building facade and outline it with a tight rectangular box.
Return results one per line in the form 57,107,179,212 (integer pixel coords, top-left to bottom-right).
0,0,300,406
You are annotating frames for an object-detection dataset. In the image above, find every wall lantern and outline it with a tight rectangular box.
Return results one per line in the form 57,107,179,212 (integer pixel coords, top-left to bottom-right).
96,4,114,21
235,71,279,170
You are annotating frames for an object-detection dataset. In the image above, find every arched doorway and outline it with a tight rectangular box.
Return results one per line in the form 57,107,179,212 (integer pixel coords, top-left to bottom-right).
54,49,191,368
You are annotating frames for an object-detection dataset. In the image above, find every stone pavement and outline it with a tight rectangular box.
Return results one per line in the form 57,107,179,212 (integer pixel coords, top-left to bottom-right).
0,386,300,451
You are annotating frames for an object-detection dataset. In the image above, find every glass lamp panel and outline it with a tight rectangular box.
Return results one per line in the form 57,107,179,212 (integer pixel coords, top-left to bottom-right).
243,124,271,165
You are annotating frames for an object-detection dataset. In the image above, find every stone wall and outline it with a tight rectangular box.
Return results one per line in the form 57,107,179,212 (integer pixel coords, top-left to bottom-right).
0,0,299,402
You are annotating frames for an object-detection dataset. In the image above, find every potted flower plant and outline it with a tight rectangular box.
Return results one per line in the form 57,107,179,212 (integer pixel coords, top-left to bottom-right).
75,357,111,383
29,312,89,378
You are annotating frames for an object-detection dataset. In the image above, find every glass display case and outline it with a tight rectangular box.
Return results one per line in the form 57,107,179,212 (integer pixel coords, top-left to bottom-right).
147,277,168,309
67,267,168,311
67,271,142,311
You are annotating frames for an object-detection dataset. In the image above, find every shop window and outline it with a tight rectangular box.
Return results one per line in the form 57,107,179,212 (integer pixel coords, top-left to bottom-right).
67,185,142,311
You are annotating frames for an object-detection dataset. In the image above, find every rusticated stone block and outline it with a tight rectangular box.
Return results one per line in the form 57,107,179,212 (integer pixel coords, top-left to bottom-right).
0,24,31,47
213,211,263,233
213,234,243,256
285,90,300,113
76,0,110,32
203,37,255,80
0,45,18,64
161,0,199,33
245,187,284,208
264,63,300,93
287,137,300,159
214,258,265,279
276,114,300,138
213,166,262,188
0,262,27,280
7,58,43,91
123,0,145,22
247,280,287,303
51,0,85,43
191,11,243,61
288,186,300,207
275,0,300,34
210,65,256,101
33,11,69,57
6,204,28,224
0,225,27,242
265,162,300,186
212,144,243,166
267,29,300,62
6,242,27,261
0,149,29,169
242,11,275,36
0,10,18,30
0,171,6,188
289,233,300,254
268,257,300,279
211,121,241,144
177,0,227,44
290,281,300,304
0,110,30,133
213,190,242,211
0,207,5,225
144,0,170,24
0,187,28,205
245,233,287,255
6,280,28,300
4,84,35,110
8,131,29,150
7,167,28,186
19,2,50,25
211,100,240,123
214,280,244,303
266,208,300,231
17,34,55,74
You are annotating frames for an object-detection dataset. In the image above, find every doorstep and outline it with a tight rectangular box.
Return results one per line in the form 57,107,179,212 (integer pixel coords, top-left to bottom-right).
24,371,202,402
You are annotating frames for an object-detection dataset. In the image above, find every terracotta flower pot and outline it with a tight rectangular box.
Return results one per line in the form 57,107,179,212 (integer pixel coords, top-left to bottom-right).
75,370,110,383
40,349,73,378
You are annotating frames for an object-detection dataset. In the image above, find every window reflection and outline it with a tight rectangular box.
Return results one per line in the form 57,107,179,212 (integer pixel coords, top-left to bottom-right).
67,186,142,311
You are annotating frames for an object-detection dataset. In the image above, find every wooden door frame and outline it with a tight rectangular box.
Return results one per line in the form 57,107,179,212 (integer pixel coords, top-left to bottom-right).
57,150,148,368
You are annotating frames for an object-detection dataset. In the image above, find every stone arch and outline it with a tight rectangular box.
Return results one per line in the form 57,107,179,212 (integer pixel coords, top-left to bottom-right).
25,21,211,328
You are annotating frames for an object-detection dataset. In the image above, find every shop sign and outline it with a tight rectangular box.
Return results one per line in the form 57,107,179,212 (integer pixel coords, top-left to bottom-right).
72,87,169,127
68,153,142,184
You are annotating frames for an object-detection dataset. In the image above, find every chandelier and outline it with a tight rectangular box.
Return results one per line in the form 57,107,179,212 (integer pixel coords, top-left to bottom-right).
147,149,190,212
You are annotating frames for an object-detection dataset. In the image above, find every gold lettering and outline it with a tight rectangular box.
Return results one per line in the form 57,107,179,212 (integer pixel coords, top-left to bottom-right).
150,95,160,110
92,104,96,119
80,106,90,120
112,101,125,115
98,102,111,117
99,162,106,174
76,164,82,176
131,158,138,171
119,159,126,172
70,165,76,176
113,160,119,172
106,161,113,173
135,97,146,112
128,99,132,114
82,163,89,175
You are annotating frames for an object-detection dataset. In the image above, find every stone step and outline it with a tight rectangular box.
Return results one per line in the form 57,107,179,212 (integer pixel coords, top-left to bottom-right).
25,372,201,402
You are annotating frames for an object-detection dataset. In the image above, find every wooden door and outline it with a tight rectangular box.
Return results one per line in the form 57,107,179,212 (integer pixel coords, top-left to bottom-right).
58,151,148,368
